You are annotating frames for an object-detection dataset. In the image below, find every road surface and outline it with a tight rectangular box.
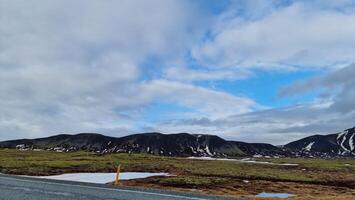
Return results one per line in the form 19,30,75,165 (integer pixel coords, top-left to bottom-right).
0,174,240,200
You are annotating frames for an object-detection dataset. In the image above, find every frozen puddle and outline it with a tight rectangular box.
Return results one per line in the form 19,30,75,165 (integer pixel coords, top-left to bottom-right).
33,172,169,184
187,157,299,166
256,192,295,198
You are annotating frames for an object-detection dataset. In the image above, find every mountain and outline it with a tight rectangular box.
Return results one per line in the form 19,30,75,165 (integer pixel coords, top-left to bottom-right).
232,141,286,156
285,127,355,157
0,132,286,157
1,127,355,158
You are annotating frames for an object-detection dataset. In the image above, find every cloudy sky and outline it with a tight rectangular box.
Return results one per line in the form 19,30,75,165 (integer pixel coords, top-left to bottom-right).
1,0,355,144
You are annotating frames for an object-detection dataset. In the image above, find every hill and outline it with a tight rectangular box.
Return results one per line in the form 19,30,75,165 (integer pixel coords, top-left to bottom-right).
2,126,355,158
0,132,285,157
285,127,355,157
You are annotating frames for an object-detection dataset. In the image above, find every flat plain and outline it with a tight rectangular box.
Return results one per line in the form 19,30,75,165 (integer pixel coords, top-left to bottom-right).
0,149,354,199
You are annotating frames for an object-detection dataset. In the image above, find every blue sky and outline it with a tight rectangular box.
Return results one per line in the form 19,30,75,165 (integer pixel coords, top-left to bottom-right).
1,0,355,144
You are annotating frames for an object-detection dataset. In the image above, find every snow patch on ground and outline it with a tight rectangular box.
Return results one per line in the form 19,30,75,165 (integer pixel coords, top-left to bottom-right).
31,172,169,184
256,192,295,198
187,157,298,166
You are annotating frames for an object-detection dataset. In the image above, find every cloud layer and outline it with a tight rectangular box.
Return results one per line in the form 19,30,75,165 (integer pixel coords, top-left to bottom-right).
193,0,355,69
1,0,355,144
0,0,255,140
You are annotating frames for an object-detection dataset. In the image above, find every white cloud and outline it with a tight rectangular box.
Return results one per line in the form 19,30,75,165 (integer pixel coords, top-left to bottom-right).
163,66,252,82
139,80,255,119
1,0,355,145
192,1,355,69
0,0,207,66
0,0,214,140
281,64,355,113
155,100,355,145
0,0,260,140
157,64,355,144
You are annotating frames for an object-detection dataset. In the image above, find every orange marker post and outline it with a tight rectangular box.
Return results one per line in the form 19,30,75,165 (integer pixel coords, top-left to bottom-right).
115,164,121,185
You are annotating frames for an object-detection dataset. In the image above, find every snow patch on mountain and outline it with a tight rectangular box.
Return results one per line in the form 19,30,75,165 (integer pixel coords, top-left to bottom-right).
303,142,315,151
204,145,213,156
338,130,349,152
349,134,354,151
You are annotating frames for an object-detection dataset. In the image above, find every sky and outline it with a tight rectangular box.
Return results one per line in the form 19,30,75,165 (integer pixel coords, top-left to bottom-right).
1,0,355,144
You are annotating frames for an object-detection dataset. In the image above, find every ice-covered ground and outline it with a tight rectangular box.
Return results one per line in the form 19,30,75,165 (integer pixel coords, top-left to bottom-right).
32,172,169,184
187,157,299,166
256,192,295,198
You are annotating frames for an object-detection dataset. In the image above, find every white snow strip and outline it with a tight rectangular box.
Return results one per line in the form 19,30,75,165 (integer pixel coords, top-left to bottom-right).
304,142,315,151
190,146,196,153
187,157,298,166
204,146,212,156
337,130,347,140
349,133,354,151
30,172,169,184
256,192,295,198
196,146,203,153
339,131,350,152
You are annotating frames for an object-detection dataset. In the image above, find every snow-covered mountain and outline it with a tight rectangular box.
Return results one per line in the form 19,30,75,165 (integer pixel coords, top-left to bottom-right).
285,127,355,157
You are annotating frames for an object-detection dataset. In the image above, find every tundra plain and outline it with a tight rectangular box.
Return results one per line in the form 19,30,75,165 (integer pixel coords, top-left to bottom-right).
0,149,354,199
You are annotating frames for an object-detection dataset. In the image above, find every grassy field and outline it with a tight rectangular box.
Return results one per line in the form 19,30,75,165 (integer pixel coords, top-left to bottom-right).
0,149,354,199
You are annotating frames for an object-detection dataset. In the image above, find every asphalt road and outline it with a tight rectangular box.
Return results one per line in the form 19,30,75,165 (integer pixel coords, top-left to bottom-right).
0,174,240,200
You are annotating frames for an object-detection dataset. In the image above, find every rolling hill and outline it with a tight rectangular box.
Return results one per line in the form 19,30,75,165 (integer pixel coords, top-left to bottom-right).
0,132,285,157
1,126,354,157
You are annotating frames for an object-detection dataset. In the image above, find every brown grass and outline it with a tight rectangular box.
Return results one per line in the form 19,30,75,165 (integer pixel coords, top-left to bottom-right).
0,149,354,199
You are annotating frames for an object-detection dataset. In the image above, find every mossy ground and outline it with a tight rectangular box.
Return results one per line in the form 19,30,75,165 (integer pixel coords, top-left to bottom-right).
0,149,354,199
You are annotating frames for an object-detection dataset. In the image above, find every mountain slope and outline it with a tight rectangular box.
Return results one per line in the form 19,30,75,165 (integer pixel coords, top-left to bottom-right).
232,141,286,156
285,127,355,157
0,132,285,157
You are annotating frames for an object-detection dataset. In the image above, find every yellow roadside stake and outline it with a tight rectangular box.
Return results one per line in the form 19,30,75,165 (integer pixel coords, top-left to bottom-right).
115,164,121,185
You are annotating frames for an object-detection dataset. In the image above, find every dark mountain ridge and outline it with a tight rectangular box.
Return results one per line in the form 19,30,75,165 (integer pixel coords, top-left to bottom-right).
285,127,355,157
1,126,354,158
0,132,285,157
